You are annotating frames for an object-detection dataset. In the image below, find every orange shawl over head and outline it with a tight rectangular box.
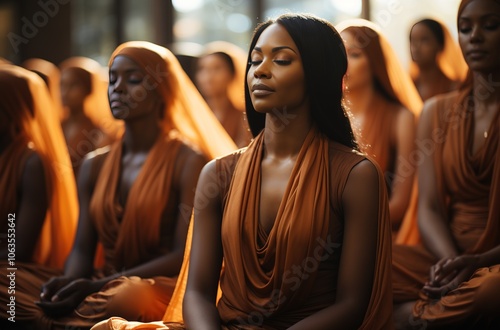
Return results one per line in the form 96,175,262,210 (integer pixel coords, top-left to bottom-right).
218,128,393,329
0,65,78,268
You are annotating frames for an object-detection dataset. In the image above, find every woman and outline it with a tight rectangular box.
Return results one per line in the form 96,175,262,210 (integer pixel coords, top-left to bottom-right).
195,41,252,147
183,13,392,329
337,19,423,236
22,58,66,121
7,42,235,330
409,18,468,101
59,57,123,176
0,65,78,328
393,0,500,328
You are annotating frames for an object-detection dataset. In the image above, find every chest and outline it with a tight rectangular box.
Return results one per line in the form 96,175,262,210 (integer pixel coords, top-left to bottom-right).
259,158,295,235
117,152,148,205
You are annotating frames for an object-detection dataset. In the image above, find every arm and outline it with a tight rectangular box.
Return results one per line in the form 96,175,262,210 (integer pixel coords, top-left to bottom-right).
388,108,416,229
0,152,48,261
417,99,458,260
288,159,380,330
183,160,224,330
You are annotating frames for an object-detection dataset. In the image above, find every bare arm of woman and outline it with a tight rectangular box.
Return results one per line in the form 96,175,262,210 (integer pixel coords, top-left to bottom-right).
183,159,224,330
389,108,416,229
417,98,459,260
288,159,380,330
1,152,48,262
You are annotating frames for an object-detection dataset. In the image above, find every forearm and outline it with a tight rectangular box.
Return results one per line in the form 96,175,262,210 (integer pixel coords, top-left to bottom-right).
477,245,500,268
183,292,222,330
418,207,458,260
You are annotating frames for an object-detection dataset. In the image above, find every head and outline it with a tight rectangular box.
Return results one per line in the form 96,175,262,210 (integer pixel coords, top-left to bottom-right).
340,25,400,104
196,52,235,99
108,49,164,122
0,66,35,141
59,67,91,110
410,19,445,68
245,13,356,149
457,0,500,75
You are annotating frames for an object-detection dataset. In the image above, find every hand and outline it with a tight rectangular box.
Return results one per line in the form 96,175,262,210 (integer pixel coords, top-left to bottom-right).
423,255,480,299
40,276,74,302
36,278,98,317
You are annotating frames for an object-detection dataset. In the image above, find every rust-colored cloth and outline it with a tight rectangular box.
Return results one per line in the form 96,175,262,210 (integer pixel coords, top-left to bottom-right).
0,65,78,268
90,132,182,274
392,88,500,327
217,128,393,329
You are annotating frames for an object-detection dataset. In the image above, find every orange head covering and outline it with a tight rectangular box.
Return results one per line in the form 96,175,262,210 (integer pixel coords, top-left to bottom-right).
201,41,247,112
59,56,123,140
337,19,423,118
0,65,78,268
109,41,237,158
22,58,65,121
409,18,468,83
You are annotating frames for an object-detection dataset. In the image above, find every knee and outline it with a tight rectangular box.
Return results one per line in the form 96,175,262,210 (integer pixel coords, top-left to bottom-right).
471,270,500,314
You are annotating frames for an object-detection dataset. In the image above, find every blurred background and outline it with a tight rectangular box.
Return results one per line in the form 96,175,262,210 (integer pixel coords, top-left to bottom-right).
0,0,462,71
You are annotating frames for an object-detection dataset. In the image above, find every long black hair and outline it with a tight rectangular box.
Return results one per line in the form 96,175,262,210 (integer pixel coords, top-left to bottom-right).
245,13,358,150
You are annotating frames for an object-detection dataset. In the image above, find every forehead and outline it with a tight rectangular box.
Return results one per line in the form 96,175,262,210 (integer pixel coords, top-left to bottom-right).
254,23,297,49
460,0,500,17
110,55,141,71
340,30,361,48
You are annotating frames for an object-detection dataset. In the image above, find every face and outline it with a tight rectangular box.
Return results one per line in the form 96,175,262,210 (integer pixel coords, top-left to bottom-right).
247,23,307,113
410,23,442,67
108,55,163,121
341,30,373,91
458,0,500,73
195,54,233,99
60,68,90,109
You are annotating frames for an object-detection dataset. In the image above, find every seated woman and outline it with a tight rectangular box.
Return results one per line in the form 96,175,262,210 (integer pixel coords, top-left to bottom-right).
337,19,423,237
195,41,252,148
393,0,500,328
5,42,235,330
409,18,468,101
91,13,394,330
59,57,123,176
0,65,78,326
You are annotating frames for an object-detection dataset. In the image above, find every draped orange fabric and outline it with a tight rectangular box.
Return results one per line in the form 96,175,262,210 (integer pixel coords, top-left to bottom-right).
0,65,78,268
217,128,393,329
22,58,66,121
392,88,500,326
90,132,182,273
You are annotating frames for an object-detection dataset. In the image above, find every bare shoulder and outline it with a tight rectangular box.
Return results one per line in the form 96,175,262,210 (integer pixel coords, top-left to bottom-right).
78,145,111,189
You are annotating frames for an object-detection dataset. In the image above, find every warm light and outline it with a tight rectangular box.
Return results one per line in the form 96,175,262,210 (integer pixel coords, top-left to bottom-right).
172,0,204,13
330,0,362,16
226,13,251,33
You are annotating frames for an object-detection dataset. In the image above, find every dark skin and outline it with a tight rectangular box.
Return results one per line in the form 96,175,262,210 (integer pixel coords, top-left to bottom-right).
394,1,500,328
0,141,48,262
37,55,207,317
183,23,380,330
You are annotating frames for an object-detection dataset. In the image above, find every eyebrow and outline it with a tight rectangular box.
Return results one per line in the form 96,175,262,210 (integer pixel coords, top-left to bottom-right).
109,68,142,74
253,46,297,54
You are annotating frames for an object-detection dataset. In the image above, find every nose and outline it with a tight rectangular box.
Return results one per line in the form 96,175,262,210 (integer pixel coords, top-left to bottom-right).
470,25,484,43
110,76,125,93
253,60,271,79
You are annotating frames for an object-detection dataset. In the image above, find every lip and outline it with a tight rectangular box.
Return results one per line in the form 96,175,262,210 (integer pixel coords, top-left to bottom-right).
109,98,127,108
466,50,488,60
251,83,275,96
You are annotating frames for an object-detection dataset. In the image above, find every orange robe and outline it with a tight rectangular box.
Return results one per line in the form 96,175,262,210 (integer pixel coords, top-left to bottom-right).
218,128,393,329
392,89,500,327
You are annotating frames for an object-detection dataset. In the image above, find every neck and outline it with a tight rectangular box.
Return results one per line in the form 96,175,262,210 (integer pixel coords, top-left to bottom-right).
416,62,443,79
263,106,312,159
123,117,162,153
471,71,500,108
344,84,377,116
